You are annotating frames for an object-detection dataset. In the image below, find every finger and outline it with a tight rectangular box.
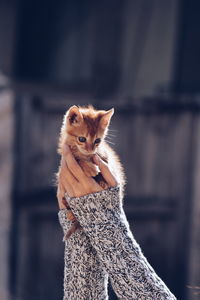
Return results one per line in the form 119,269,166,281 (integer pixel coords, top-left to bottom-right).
61,156,77,184
63,145,85,182
60,158,77,196
93,154,118,187
60,173,75,197
62,198,70,208
57,182,67,209
60,178,75,197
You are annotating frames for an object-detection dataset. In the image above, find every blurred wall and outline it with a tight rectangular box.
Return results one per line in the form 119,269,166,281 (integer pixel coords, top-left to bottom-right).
0,1,200,300
0,88,14,300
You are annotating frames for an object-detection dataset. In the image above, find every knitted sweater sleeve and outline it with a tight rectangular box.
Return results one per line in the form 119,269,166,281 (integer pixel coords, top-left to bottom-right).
58,209,108,300
67,186,177,300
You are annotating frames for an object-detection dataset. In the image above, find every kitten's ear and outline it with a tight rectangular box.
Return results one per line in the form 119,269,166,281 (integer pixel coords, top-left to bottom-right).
66,105,83,126
100,108,114,128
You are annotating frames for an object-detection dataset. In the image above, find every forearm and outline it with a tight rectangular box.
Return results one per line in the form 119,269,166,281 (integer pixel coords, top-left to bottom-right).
67,187,176,300
58,209,108,300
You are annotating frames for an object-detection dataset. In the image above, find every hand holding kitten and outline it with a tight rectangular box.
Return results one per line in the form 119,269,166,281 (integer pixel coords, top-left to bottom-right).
58,144,117,209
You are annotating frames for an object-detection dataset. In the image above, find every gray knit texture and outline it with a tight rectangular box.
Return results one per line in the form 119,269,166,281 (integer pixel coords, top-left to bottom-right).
59,186,176,300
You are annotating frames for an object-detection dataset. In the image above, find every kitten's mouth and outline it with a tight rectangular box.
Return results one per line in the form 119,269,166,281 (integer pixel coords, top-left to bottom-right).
79,148,96,156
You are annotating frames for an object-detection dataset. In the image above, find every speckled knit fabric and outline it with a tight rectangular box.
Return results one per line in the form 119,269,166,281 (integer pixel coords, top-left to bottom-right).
58,210,108,300
59,186,176,300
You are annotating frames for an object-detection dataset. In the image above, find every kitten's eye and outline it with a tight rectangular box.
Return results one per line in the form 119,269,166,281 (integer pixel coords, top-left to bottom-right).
78,136,86,143
94,138,101,144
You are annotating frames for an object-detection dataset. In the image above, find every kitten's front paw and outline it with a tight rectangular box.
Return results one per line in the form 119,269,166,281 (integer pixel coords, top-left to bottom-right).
99,180,109,189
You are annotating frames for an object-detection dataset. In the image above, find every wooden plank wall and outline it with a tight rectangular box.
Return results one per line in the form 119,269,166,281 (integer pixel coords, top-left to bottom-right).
187,116,200,299
12,95,200,300
0,90,14,300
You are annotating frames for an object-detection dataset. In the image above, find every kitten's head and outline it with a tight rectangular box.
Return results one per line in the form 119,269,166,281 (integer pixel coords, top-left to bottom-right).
63,105,114,155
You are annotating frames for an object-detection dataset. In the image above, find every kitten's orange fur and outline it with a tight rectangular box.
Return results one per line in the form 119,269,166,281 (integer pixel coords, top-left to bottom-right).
57,105,125,238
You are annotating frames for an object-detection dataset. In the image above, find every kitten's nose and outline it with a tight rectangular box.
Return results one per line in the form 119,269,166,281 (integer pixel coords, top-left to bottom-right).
86,143,94,152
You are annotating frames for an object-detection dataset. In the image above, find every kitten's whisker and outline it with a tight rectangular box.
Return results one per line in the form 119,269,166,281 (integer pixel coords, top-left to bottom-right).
108,129,118,132
105,140,115,145
106,136,114,140
107,134,116,138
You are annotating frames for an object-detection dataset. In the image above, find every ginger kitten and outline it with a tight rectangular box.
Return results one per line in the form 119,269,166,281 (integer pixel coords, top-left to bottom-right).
57,105,125,238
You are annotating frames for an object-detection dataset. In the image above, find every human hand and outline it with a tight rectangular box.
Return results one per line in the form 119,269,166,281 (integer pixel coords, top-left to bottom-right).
58,145,117,207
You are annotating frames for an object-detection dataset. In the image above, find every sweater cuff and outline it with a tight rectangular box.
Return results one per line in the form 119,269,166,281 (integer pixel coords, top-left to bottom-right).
66,186,121,214
64,186,121,230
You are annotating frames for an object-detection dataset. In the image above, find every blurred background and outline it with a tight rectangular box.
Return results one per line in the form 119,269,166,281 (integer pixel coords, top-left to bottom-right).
0,0,200,299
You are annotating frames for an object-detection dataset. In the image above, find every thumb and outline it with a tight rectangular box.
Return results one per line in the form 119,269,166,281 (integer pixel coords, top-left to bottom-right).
93,154,117,187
